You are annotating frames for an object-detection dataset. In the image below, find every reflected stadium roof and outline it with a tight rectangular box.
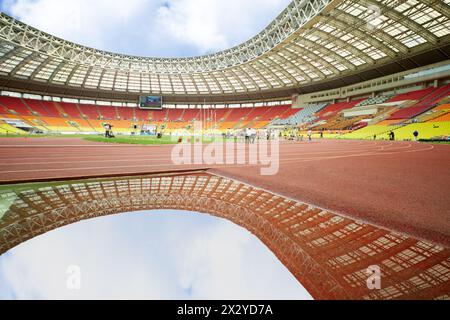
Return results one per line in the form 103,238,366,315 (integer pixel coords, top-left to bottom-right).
0,0,449,103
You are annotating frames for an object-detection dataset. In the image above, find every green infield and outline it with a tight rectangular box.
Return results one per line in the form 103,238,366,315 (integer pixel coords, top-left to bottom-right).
83,135,239,145
83,135,178,145
419,139,450,144
0,134,98,138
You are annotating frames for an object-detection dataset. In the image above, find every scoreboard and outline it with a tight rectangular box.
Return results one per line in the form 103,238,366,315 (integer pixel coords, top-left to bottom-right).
139,96,163,109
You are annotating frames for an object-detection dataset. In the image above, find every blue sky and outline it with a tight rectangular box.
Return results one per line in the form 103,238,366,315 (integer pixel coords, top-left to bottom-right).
0,210,312,299
0,0,291,57
0,0,311,300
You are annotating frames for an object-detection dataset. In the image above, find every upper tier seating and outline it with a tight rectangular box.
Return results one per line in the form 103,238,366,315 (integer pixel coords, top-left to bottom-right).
356,95,391,107
387,87,436,103
316,99,364,120
226,108,252,122
97,106,117,120
210,109,229,122
181,109,200,121
417,84,450,107
0,96,31,116
135,109,151,121
260,105,291,121
59,102,82,118
389,105,434,120
25,99,52,117
117,107,134,120
272,103,327,126
40,101,62,117
79,104,100,119
150,109,168,121
278,109,299,120
388,85,450,120
246,107,271,121
167,109,185,121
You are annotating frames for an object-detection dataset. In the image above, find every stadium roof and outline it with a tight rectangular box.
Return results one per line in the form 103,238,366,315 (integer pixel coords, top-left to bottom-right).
0,0,449,103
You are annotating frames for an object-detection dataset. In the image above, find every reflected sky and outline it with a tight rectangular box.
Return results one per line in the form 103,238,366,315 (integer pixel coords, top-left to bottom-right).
0,210,312,300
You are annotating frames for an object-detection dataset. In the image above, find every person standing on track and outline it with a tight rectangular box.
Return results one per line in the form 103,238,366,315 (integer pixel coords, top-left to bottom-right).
307,129,312,141
250,128,256,144
389,131,395,141
245,128,250,144
413,130,419,142
104,123,111,138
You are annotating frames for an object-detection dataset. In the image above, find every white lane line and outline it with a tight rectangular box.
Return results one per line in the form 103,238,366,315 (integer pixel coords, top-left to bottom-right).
0,143,421,169
0,145,434,175
0,147,390,165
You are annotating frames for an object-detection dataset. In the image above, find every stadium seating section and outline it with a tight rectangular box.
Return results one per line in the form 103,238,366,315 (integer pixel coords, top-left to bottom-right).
0,84,448,140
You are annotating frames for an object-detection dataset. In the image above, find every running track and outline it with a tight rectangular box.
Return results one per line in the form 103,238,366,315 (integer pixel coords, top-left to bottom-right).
0,137,449,247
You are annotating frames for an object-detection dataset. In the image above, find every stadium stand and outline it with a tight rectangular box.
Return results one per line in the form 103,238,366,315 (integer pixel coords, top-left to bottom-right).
117,107,134,120
182,109,200,121
40,101,62,117
97,106,117,120
59,102,82,118
226,108,253,122
315,99,365,120
260,105,290,121
387,87,436,103
0,83,448,139
0,96,31,116
355,95,392,107
388,85,450,120
134,109,151,121
167,109,184,122
24,99,52,117
272,103,327,126
79,104,100,119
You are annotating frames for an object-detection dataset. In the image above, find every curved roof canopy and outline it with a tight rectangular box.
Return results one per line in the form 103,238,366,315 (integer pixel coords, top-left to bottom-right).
0,0,449,102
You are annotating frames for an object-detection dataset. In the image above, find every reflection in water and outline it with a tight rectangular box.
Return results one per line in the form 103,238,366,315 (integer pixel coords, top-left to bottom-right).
0,209,312,299
0,172,449,300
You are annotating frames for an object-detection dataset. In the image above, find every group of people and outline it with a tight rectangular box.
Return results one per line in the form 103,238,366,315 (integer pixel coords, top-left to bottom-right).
244,128,257,144
222,128,279,143
281,128,318,141
374,130,420,141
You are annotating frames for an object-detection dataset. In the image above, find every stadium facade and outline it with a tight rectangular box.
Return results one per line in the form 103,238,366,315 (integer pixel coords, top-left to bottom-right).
0,0,449,103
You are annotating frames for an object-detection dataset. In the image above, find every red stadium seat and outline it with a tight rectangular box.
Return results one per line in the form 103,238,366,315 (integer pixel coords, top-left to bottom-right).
0,96,31,116
59,102,82,118
96,106,117,120
117,106,135,120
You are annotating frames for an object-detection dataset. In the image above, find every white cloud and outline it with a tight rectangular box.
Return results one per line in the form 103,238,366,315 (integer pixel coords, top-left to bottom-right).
0,210,312,300
1,0,292,57
156,0,292,54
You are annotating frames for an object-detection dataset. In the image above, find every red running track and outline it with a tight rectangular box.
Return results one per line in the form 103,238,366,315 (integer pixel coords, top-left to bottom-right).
0,137,449,247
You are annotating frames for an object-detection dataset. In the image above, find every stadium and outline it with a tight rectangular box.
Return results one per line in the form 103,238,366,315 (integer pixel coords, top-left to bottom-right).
0,0,449,300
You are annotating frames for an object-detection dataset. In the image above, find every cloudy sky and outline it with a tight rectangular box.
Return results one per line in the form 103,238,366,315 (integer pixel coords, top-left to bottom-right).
0,0,311,300
0,210,312,299
0,0,291,57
